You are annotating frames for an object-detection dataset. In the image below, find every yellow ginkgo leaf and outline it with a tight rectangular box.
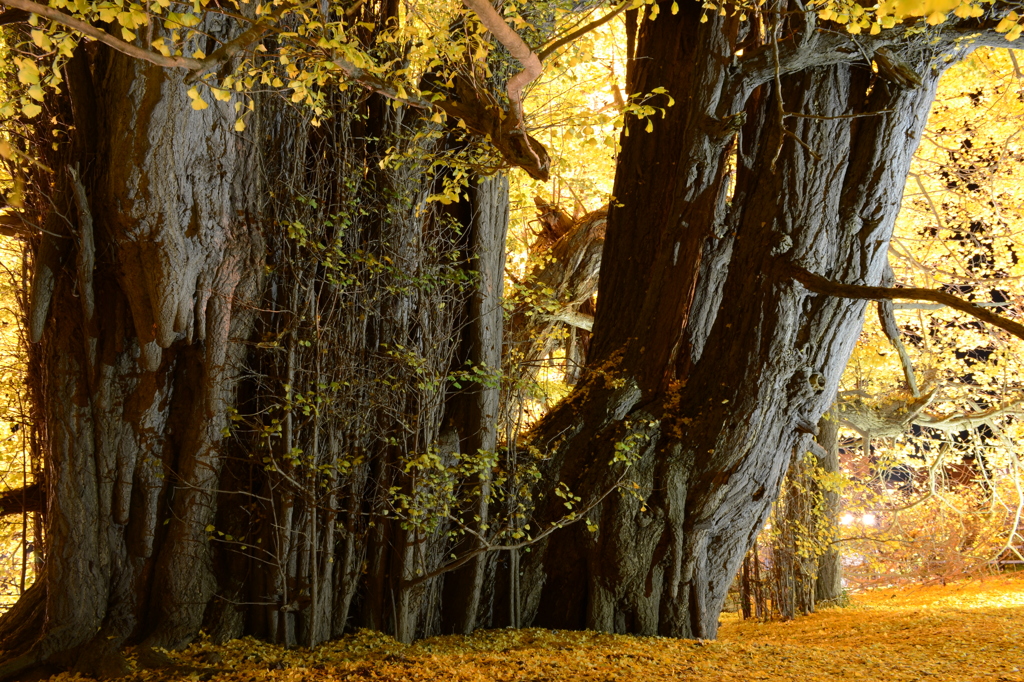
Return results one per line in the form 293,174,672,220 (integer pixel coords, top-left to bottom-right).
996,11,1019,32
17,61,39,86
187,86,209,110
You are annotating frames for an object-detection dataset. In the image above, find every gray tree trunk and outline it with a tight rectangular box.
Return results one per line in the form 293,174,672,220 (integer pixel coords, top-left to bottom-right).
518,5,951,638
5,28,266,675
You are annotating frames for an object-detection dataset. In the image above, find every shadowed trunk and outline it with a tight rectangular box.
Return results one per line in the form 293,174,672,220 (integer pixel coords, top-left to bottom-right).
7,29,267,674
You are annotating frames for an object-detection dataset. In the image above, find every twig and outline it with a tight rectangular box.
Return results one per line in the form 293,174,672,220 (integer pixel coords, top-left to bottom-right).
783,109,893,120
910,172,948,233
769,11,820,169
876,262,919,397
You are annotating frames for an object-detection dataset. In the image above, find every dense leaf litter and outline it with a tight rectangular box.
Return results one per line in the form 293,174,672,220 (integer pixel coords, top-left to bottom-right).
41,574,1024,681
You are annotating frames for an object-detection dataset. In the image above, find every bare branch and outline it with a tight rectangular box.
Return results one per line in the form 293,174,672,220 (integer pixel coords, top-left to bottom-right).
1,0,308,84
786,263,1024,342
546,308,594,331
915,396,1024,433
876,263,920,397
538,1,629,62
0,212,29,238
461,0,541,131
738,17,1019,94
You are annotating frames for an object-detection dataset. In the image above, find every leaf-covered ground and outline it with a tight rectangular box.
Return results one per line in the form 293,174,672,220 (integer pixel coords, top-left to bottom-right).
50,573,1024,682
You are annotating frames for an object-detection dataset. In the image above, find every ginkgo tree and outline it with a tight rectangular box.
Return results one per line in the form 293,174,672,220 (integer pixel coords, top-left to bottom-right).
834,46,1024,585
0,0,1022,676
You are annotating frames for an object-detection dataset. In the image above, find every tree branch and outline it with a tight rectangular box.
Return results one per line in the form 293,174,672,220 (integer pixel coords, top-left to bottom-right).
738,16,1018,94
3,0,551,177
786,263,1024,342
184,4,305,83
876,263,920,397
461,0,541,131
537,1,629,62
0,0,202,70
330,55,436,109
547,308,594,332
0,212,30,238
915,396,1024,433
0,0,302,83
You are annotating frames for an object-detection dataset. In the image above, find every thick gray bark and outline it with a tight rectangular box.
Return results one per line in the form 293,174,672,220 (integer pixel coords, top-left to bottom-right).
5,22,266,675
518,3,957,639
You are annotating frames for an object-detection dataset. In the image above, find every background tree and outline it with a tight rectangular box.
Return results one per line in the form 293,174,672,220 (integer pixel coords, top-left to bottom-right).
834,46,1024,586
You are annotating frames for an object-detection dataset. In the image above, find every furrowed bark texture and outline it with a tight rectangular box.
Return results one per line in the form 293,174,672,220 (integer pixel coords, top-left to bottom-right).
518,4,950,639
11,17,266,673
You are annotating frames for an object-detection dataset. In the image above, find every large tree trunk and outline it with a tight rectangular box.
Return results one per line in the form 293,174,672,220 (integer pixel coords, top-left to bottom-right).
517,5,946,639
8,28,266,674
1,15,513,674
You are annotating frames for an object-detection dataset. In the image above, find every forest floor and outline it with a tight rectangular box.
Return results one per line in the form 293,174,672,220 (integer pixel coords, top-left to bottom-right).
51,572,1024,682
